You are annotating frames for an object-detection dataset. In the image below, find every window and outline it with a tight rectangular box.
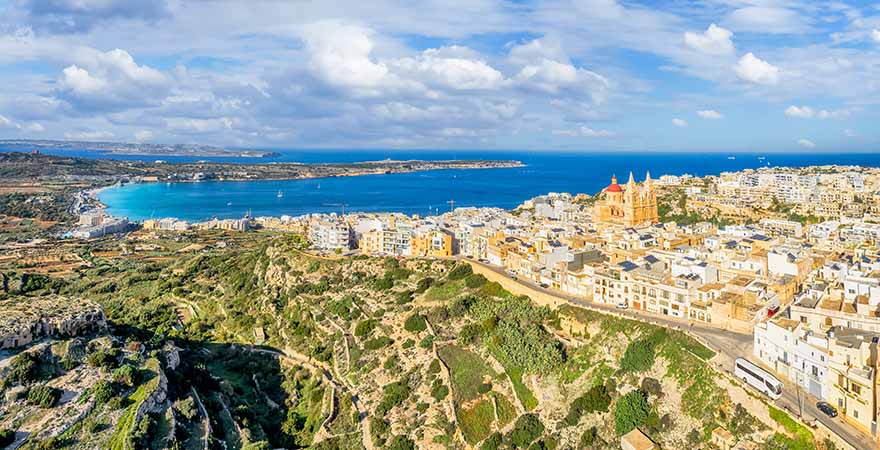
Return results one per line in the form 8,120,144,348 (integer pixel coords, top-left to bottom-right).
852,384,861,395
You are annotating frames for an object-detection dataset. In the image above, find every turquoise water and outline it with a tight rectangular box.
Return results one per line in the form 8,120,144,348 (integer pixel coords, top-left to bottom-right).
84,150,880,222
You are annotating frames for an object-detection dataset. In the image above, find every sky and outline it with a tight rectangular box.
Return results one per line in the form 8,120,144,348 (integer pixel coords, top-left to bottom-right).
0,0,878,152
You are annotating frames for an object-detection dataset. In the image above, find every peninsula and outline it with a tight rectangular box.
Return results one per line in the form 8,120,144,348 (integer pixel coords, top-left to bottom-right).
0,139,280,158
0,151,524,227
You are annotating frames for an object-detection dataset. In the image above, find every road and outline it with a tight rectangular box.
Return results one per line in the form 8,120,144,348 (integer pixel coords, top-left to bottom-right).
466,258,879,450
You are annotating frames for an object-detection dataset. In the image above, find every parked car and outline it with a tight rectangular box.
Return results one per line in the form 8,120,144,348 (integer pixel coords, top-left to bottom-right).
816,402,838,418
539,283,549,288
615,302,629,309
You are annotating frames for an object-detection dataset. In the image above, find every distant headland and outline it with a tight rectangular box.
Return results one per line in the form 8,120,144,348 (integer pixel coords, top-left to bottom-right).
0,139,281,158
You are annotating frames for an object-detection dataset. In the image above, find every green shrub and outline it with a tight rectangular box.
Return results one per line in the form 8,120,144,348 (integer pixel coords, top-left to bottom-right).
402,339,415,349
0,429,15,447
7,352,45,384
430,382,449,401
354,319,376,338
614,390,650,435
376,380,411,416
404,314,427,333
620,339,656,373
87,348,121,370
564,384,611,426
415,277,434,293
363,336,393,351
508,414,544,448
370,417,390,447
92,380,115,404
465,274,488,289
241,442,272,450
395,290,414,304
387,435,415,450
26,384,61,408
448,263,473,280
481,432,502,450
419,335,434,349
112,364,140,387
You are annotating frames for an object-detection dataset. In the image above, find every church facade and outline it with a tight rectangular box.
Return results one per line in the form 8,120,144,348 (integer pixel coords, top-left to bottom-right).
593,172,659,227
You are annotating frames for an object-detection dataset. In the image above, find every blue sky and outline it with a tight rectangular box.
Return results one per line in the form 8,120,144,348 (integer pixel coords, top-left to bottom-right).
0,0,878,152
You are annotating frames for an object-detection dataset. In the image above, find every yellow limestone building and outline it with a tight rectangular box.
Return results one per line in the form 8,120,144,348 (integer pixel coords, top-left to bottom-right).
593,172,659,227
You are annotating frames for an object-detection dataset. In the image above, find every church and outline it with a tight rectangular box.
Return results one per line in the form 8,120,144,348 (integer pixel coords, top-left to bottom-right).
593,172,659,227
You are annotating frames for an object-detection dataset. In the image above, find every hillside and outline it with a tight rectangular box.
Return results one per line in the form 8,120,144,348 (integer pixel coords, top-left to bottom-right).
0,231,815,449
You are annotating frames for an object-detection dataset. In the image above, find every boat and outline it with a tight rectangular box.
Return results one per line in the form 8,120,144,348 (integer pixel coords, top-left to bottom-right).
277,190,283,198
226,202,232,207
727,156,736,160
317,183,321,190
757,156,766,160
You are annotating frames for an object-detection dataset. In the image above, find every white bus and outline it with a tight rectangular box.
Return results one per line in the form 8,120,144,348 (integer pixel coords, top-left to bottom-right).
734,357,782,400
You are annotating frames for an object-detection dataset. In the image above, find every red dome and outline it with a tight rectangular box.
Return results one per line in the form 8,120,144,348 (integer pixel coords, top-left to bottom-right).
605,175,623,192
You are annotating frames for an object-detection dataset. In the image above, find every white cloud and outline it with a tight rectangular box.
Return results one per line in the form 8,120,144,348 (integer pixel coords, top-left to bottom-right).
684,24,735,56
394,48,503,90
300,21,389,91
697,110,723,119
845,129,857,138
24,123,45,133
509,35,570,66
552,126,614,137
797,138,816,149
671,118,688,127
723,7,808,34
0,115,18,129
514,59,611,102
784,105,814,118
64,130,114,140
784,105,851,119
872,30,880,44
166,117,237,134
56,48,171,111
734,52,780,85
134,130,154,141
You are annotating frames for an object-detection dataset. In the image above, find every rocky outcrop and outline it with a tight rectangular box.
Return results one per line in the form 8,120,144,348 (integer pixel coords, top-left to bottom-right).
0,296,107,349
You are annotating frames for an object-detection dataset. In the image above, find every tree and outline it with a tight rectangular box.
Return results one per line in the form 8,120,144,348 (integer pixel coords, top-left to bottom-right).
614,390,650,435
508,414,544,448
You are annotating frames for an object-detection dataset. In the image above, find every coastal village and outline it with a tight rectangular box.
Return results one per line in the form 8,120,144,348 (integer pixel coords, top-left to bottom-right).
4,162,880,449
53,163,880,448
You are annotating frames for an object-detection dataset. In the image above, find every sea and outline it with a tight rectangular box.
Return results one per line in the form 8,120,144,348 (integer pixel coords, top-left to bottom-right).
5,147,880,222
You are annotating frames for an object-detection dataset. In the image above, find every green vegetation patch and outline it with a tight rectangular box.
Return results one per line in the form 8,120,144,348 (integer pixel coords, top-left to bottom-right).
457,398,495,444
437,345,496,403
768,405,815,448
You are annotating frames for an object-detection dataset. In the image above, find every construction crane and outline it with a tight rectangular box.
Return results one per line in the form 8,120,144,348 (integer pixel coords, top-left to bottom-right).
446,199,456,212
323,203,349,215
